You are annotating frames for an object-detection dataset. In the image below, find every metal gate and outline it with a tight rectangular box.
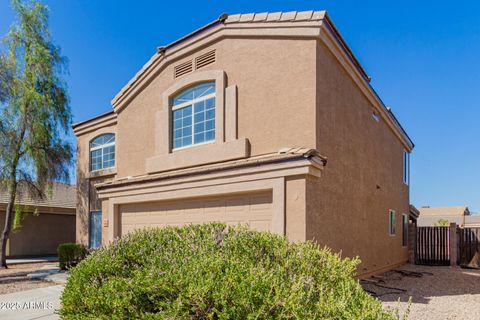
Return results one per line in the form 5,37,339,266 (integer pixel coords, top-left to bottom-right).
459,227,480,268
415,226,450,266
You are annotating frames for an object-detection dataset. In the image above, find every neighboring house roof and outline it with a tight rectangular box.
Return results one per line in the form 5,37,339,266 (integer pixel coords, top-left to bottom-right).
0,182,76,209
417,206,470,227
465,214,480,227
417,215,462,227
418,206,469,216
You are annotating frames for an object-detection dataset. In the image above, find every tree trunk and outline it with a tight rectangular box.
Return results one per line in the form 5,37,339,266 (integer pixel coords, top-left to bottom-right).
0,179,17,268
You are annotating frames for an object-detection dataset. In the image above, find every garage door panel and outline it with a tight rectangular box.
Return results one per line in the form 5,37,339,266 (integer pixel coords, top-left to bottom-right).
120,192,273,236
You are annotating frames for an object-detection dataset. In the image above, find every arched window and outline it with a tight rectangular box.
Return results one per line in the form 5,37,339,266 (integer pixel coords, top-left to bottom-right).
171,82,215,149
90,134,115,171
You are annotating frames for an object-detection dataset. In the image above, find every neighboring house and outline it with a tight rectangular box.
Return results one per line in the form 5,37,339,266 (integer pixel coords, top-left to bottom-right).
0,182,76,257
417,206,470,227
465,214,480,228
73,11,414,277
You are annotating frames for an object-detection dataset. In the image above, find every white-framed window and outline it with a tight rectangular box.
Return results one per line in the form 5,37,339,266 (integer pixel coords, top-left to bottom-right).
89,211,102,249
171,82,215,150
90,134,115,171
402,214,408,247
389,210,396,236
372,110,380,122
403,150,410,185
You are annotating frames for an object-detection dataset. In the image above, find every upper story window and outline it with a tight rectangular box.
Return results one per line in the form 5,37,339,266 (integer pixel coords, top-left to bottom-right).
171,82,215,150
403,150,410,185
90,134,115,171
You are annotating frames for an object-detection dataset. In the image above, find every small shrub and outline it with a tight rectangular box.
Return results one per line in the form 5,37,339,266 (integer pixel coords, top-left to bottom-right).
58,243,88,270
60,223,398,319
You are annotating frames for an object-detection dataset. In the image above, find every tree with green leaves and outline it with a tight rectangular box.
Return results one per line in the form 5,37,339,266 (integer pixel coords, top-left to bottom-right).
434,219,450,227
0,0,72,268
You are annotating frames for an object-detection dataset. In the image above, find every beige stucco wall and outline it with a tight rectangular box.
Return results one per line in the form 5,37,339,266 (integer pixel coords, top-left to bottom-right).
115,37,317,178
0,211,75,257
306,41,410,276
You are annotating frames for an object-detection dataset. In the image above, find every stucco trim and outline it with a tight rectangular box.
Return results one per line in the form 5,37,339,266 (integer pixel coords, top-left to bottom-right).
73,112,117,137
86,167,117,179
97,156,323,204
157,69,226,155
146,138,249,174
147,69,246,173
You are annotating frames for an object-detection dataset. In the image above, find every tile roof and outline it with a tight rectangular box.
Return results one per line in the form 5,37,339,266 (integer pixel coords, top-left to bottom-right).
465,214,480,226
418,206,469,216
225,11,326,23
97,148,327,190
0,182,76,209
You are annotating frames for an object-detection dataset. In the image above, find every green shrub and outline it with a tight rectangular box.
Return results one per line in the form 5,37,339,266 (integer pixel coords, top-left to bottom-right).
58,243,88,270
60,223,397,319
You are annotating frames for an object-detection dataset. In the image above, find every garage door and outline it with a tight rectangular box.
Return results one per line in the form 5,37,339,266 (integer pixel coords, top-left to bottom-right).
120,192,273,236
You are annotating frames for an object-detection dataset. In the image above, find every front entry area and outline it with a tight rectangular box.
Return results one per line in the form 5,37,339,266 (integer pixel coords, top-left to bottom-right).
119,191,273,236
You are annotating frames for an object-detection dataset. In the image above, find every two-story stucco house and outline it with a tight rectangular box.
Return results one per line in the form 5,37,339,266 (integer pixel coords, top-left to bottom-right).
73,11,414,277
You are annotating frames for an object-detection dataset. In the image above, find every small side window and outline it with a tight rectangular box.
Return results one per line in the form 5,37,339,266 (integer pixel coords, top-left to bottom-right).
389,210,396,236
372,110,380,122
402,214,408,247
403,150,410,185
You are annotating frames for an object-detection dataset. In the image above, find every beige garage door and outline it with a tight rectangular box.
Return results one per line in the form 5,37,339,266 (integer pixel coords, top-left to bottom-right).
120,192,273,236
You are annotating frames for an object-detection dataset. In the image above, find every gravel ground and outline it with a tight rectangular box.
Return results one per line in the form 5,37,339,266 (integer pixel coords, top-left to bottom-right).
362,264,480,320
0,262,56,294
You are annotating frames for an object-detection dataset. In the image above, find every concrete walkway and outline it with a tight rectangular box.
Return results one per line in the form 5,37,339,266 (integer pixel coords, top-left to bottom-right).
27,265,68,285
0,285,62,319
6,256,58,265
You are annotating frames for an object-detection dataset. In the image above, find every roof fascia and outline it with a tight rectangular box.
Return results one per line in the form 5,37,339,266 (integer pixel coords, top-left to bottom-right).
72,111,117,137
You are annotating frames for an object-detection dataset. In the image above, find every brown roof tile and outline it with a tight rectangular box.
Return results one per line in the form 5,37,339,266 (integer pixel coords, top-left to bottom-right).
0,182,76,209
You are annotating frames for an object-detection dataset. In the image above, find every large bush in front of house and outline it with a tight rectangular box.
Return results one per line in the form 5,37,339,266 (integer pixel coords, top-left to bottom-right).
57,243,88,270
60,223,397,319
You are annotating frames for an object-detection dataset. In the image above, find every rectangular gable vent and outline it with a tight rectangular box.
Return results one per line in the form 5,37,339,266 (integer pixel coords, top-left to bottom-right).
174,60,193,78
195,50,216,70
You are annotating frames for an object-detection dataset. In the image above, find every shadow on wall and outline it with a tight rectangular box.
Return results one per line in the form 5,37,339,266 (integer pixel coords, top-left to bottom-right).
76,166,89,246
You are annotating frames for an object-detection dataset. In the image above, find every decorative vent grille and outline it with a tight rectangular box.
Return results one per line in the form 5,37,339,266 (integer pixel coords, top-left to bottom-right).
195,50,216,70
174,60,193,78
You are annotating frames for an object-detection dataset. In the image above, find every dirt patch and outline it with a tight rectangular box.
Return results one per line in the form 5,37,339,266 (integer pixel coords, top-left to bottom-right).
0,262,56,294
362,264,480,320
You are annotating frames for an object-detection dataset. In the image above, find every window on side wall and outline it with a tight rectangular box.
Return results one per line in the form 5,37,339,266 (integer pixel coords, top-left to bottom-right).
171,82,216,150
403,150,410,185
389,210,396,236
90,134,115,171
89,211,102,249
402,214,408,247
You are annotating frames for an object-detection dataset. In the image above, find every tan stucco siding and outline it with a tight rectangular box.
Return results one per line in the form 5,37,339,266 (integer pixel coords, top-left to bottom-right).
114,37,317,178
0,211,75,257
309,41,409,276
75,122,117,246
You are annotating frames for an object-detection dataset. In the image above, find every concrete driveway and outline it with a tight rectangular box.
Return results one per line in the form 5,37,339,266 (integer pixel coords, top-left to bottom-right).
0,285,62,320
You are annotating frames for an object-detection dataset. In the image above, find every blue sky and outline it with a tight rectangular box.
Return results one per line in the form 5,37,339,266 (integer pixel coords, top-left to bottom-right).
0,1,479,211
